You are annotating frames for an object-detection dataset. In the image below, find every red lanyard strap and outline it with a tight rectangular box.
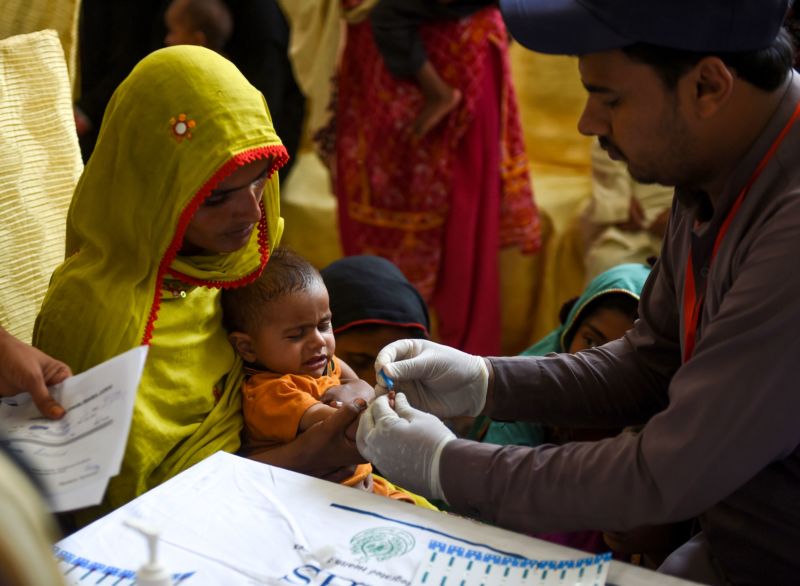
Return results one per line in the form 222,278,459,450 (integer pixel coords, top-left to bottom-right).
682,99,800,362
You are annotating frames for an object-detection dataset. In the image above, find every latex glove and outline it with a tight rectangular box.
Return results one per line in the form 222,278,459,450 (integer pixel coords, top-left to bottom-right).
357,393,455,501
374,339,489,418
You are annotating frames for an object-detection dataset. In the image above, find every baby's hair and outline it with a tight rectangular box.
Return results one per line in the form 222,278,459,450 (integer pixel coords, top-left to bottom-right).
221,247,323,334
181,0,233,51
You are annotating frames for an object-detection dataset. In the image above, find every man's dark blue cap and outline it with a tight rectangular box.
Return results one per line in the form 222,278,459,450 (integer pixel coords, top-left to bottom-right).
500,0,790,55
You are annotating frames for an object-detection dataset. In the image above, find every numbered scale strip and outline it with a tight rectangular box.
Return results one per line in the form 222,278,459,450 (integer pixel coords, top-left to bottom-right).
54,546,195,585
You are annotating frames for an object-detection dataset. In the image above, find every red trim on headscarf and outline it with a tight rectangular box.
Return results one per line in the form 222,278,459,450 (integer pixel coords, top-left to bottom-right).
333,318,429,337
141,144,288,345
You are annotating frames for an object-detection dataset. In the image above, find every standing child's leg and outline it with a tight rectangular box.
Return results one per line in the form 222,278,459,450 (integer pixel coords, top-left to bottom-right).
413,60,462,137
371,0,461,137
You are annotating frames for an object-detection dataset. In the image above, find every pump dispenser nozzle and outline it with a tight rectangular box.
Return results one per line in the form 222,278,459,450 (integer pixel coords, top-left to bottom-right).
124,519,172,586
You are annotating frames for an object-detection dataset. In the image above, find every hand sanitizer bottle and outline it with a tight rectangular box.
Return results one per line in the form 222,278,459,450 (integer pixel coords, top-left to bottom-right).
124,519,172,586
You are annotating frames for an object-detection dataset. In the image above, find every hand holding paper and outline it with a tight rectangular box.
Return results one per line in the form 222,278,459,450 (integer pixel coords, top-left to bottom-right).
0,346,147,511
0,327,71,419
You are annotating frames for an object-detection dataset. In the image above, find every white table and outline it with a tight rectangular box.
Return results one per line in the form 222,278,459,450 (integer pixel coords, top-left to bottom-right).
55,452,699,586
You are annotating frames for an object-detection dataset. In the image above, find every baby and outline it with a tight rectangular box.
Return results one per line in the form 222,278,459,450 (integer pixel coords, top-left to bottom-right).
164,0,232,53
221,247,411,500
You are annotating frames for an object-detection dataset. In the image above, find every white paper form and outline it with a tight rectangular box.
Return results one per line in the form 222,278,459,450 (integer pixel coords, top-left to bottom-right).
0,345,147,512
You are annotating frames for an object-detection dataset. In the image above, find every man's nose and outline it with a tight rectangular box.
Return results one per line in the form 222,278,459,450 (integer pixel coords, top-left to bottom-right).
577,98,607,137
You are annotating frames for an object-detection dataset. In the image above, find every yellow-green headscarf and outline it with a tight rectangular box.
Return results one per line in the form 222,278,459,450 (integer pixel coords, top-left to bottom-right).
33,46,286,523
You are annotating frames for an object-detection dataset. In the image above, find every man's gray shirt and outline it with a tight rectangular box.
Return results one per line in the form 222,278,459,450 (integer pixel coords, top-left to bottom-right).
441,74,800,584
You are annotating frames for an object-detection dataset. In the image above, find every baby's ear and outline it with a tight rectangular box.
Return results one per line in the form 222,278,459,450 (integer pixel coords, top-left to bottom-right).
228,332,256,362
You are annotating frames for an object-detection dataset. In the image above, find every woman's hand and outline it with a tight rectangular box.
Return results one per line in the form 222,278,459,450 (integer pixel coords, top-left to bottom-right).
321,359,376,406
247,399,368,478
321,379,376,406
0,327,70,419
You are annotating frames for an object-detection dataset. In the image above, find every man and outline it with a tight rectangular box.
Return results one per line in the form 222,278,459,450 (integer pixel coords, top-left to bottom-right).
356,1,800,583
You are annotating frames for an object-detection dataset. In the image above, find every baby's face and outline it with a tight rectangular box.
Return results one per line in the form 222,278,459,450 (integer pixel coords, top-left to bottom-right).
250,283,336,377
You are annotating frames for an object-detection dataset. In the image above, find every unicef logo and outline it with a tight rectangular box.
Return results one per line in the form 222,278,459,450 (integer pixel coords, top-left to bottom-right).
350,527,415,562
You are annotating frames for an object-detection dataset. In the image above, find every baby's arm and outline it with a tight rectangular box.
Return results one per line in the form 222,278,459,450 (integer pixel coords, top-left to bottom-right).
320,358,376,405
299,402,339,433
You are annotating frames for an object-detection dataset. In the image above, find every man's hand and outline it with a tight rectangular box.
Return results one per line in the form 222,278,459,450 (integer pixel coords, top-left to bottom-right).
0,328,70,419
374,339,489,418
357,393,455,501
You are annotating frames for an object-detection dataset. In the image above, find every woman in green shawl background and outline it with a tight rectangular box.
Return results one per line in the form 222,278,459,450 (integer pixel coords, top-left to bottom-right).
33,46,369,527
469,262,651,447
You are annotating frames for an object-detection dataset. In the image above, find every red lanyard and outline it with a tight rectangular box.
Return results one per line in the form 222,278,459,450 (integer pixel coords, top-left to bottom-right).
682,100,800,363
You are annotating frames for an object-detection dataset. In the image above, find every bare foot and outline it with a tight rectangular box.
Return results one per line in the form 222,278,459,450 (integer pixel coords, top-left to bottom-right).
413,87,461,138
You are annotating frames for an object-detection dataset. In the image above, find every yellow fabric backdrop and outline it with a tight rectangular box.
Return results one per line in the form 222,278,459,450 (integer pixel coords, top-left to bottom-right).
0,0,81,91
501,46,593,352
279,150,343,269
0,30,83,342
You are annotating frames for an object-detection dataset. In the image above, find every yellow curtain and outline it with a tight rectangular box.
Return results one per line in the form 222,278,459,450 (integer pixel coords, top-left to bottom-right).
501,47,593,352
0,0,81,92
274,0,343,269
0,30,82,342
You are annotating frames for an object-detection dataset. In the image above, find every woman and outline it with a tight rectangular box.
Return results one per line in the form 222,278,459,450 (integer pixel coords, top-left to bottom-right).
34,46,366,526
335,4,541,357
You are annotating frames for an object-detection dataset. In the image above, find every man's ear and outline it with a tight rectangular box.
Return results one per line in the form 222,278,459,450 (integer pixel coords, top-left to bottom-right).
686,56,735,119
228,332,257,362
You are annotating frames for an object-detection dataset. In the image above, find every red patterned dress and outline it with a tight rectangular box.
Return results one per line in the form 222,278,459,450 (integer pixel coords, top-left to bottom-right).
336,6,540,355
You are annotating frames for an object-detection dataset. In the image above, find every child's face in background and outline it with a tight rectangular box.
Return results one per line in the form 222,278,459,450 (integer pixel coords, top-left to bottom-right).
164,0,205,47
567,307,634,353
246,282,336,377
335,325,422,386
